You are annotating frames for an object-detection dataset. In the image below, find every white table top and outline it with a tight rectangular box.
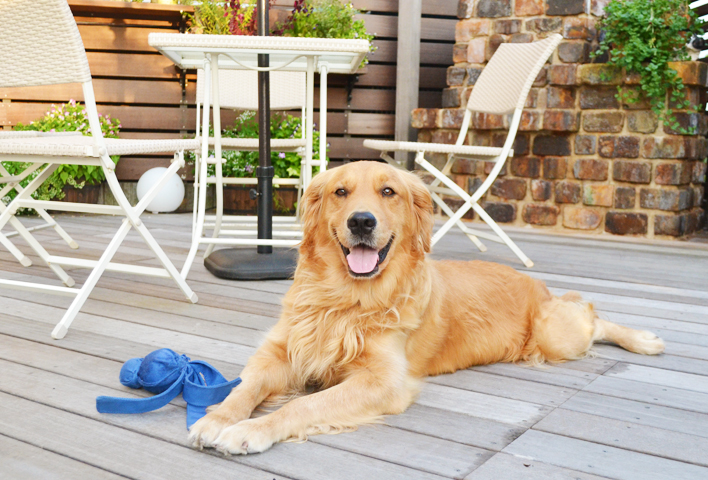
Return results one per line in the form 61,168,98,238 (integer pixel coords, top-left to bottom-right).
148,33,369,74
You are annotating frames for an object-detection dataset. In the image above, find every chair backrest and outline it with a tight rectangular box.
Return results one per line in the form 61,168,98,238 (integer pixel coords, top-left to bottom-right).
0,0,92,88
466,34,562,115
196,69,307,111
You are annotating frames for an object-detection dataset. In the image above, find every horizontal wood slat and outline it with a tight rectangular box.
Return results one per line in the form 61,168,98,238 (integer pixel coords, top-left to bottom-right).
1,79,186,105
358,14,456,41
371,40,453,65
87,52,180,79
78,24,179,52
115,157,194,181
356,65,448,88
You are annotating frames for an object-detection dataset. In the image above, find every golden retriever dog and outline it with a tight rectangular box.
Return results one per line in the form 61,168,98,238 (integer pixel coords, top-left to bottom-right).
189,160,664,455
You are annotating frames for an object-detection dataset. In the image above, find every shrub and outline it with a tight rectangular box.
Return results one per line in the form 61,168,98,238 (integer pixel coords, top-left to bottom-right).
4,101,121,208
593,0,704,133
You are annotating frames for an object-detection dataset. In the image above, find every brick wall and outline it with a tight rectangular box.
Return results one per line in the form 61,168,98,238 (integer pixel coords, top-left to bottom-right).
414,0,707,237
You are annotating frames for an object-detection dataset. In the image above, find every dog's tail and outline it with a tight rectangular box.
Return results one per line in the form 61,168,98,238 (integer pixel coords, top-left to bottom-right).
525,291,664,364
592,316,665,356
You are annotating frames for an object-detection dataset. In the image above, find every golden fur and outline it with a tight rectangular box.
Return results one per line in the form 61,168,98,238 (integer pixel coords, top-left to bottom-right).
189,161,665,455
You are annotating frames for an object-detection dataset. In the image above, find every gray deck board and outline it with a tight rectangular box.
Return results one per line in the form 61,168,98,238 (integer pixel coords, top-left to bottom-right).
0,434,127,480
1,212,707,479
533,409,708,467
465,452,612,480
503,430,708,480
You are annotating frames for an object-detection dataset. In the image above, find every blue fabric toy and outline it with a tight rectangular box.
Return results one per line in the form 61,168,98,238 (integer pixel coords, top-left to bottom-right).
96,348,241,429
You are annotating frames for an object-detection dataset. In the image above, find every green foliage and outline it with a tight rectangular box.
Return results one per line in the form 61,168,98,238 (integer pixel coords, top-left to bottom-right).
186,1,231,35
196,111,324,179
190,0,376,64
5,101,121,209
279,0,375,66
593,0,704,133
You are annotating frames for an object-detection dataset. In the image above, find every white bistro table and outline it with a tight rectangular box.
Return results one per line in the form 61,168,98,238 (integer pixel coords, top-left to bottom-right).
148,34,369,277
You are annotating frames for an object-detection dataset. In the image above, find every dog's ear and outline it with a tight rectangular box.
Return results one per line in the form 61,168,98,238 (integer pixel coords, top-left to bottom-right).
299,169,329,242
408,172,434,253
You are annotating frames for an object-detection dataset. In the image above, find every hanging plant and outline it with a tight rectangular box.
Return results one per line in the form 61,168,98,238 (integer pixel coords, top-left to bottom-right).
592,0,704,133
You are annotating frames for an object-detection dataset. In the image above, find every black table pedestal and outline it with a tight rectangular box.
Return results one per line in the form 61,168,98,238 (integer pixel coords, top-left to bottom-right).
204,248,297,280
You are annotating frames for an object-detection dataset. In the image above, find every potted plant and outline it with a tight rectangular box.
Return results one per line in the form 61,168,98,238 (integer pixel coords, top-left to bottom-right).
189,0,376,66
6,100,121,208
194,111,324,214
593,0,704,133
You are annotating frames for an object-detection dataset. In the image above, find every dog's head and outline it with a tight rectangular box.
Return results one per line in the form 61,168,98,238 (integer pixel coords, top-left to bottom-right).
299,161,433,280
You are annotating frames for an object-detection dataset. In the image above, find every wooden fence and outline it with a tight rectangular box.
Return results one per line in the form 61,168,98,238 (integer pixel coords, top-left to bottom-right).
0,0,457,183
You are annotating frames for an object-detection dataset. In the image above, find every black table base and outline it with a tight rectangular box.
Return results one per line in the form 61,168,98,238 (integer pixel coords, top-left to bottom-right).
204,248,298,280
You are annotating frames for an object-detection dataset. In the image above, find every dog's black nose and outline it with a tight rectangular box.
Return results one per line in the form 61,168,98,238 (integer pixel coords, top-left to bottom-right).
348,211,377,236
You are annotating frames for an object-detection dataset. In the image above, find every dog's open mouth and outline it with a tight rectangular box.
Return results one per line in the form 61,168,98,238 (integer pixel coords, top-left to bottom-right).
340,236,394,277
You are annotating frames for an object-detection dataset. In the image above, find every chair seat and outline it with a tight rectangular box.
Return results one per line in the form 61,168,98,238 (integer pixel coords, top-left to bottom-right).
207,137,306,151
363,139,512,158
0,136,201,158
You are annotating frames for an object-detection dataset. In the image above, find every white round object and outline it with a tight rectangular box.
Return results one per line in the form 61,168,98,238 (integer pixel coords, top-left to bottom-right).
136,167,185,213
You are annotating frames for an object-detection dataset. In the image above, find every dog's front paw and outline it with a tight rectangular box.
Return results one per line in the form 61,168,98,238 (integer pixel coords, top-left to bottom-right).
189,412,234,449
213,418,278,455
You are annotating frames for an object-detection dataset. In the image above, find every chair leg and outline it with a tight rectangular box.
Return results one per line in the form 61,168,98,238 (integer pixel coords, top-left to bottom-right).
51,218,132,339
182,152,210,279
430,190,487,253
0,228,32,266
132,219,198,303
106,158,199,303
0,163,79,250
203,158,223,259
470,202,534,268
34,207,79,249
415,154,533,268
0,164,75,285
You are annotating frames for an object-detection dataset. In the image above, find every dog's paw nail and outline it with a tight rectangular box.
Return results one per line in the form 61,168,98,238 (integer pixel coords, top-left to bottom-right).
241,441,249,451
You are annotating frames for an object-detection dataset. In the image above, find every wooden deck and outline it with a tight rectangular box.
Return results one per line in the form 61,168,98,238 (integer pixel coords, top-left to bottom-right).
1,212,707,480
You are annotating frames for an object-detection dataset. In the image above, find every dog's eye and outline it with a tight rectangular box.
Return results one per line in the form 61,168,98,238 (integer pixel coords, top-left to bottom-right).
335,188,347,197
382,187,395,197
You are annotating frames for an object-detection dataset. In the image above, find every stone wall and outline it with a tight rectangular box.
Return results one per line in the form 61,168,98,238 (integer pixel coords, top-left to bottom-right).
413,0,707,237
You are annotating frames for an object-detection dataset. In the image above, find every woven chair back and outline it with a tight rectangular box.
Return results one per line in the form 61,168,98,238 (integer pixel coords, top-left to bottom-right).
466,34,562,115
0,0,91,88
196,69,307,111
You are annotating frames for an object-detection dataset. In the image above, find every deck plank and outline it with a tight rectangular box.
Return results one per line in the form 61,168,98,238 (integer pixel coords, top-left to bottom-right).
0,392,289,480
603,363,708,394
561,391,708,439
428,369,578,407
383,404,525,452
503,430,708,480
582,376,708,413
0,434,126,480
464,452,611,480
533,409,708,467
416,383,551,426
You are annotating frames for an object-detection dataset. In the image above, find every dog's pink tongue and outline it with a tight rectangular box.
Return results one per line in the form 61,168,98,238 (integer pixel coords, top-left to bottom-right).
347,246,378,274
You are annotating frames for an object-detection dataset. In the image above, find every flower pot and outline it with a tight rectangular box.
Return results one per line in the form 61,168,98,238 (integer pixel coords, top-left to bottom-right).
222,185,298,215
60,183,102,205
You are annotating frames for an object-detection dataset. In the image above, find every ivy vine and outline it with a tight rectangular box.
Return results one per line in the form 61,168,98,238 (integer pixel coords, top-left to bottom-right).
592,0,704,134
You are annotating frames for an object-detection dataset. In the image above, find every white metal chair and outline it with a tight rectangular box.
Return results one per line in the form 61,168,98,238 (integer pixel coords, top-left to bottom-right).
185,68,313,275
1,131,80,259
0,0,200,339
364,34,562,268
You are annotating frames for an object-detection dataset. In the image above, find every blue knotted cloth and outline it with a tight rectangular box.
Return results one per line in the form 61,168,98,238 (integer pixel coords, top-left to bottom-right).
96,348,241,429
